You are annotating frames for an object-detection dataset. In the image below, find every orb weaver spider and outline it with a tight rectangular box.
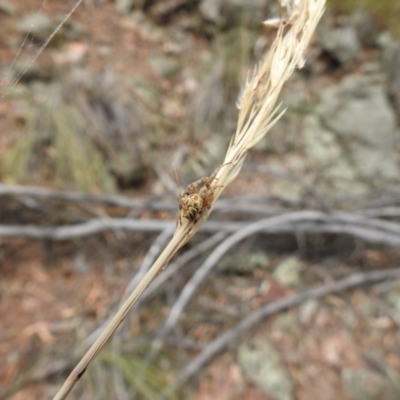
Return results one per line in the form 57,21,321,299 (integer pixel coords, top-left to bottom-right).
178,163,229,225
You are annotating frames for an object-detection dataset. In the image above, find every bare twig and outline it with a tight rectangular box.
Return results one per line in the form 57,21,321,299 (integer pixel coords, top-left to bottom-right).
171,267,400,391
0,218,172,239
0,183,148,209
6,181,400,223
357,207,400,218
4,183,400,217
150,218,292,355
2,211,400,246
0,184,287,217
149,211,400,356
138,232,229,306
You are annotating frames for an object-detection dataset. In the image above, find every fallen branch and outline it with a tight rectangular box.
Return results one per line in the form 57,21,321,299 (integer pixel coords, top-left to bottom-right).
0,183,147,209
5,182,400,221
0,183,309,216
1,211,399,246
148,212,400,359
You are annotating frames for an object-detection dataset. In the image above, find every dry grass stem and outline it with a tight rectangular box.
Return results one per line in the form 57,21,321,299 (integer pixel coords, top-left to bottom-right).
52,1,325,398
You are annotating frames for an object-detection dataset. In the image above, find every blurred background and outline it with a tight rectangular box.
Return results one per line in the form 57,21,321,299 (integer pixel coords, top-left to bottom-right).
1,0,400,399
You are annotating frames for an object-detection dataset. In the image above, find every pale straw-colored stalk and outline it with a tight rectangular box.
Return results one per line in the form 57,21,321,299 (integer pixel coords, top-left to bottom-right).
53,1,325,398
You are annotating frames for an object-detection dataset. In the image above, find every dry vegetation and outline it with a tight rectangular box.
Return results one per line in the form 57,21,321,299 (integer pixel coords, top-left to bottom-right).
1,1,400,400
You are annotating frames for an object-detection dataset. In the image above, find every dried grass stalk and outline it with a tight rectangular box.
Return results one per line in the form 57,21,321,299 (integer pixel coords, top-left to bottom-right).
53,1,325,398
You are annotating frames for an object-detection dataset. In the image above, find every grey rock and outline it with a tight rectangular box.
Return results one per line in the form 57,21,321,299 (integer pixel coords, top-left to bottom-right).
116,0,137,13
217,251,270,275
342,368,399,400
247,251,270,270
109,152,147,188
150,0,194,20
304,73,399,194
257,108,310,158
272,313,297,334
148,56,179,78
200,0,272,29
0,0,15,15
384,40,400,118
361,61,382,75
60,20,86,41
349,10,379,48
386,283,400,317
199,0,222,22
320,26,361,66
238,337,294,400
13,62,56,83
273,256,303,288
16,12,55,42
15,12,84,45
304,113,367,194
322,75,397,179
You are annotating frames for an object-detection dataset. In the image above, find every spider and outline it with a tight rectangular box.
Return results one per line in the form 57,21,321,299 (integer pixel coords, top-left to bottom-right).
178,164,227,225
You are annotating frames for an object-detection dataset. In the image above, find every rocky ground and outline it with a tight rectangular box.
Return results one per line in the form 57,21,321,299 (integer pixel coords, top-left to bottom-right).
1,1,400,399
